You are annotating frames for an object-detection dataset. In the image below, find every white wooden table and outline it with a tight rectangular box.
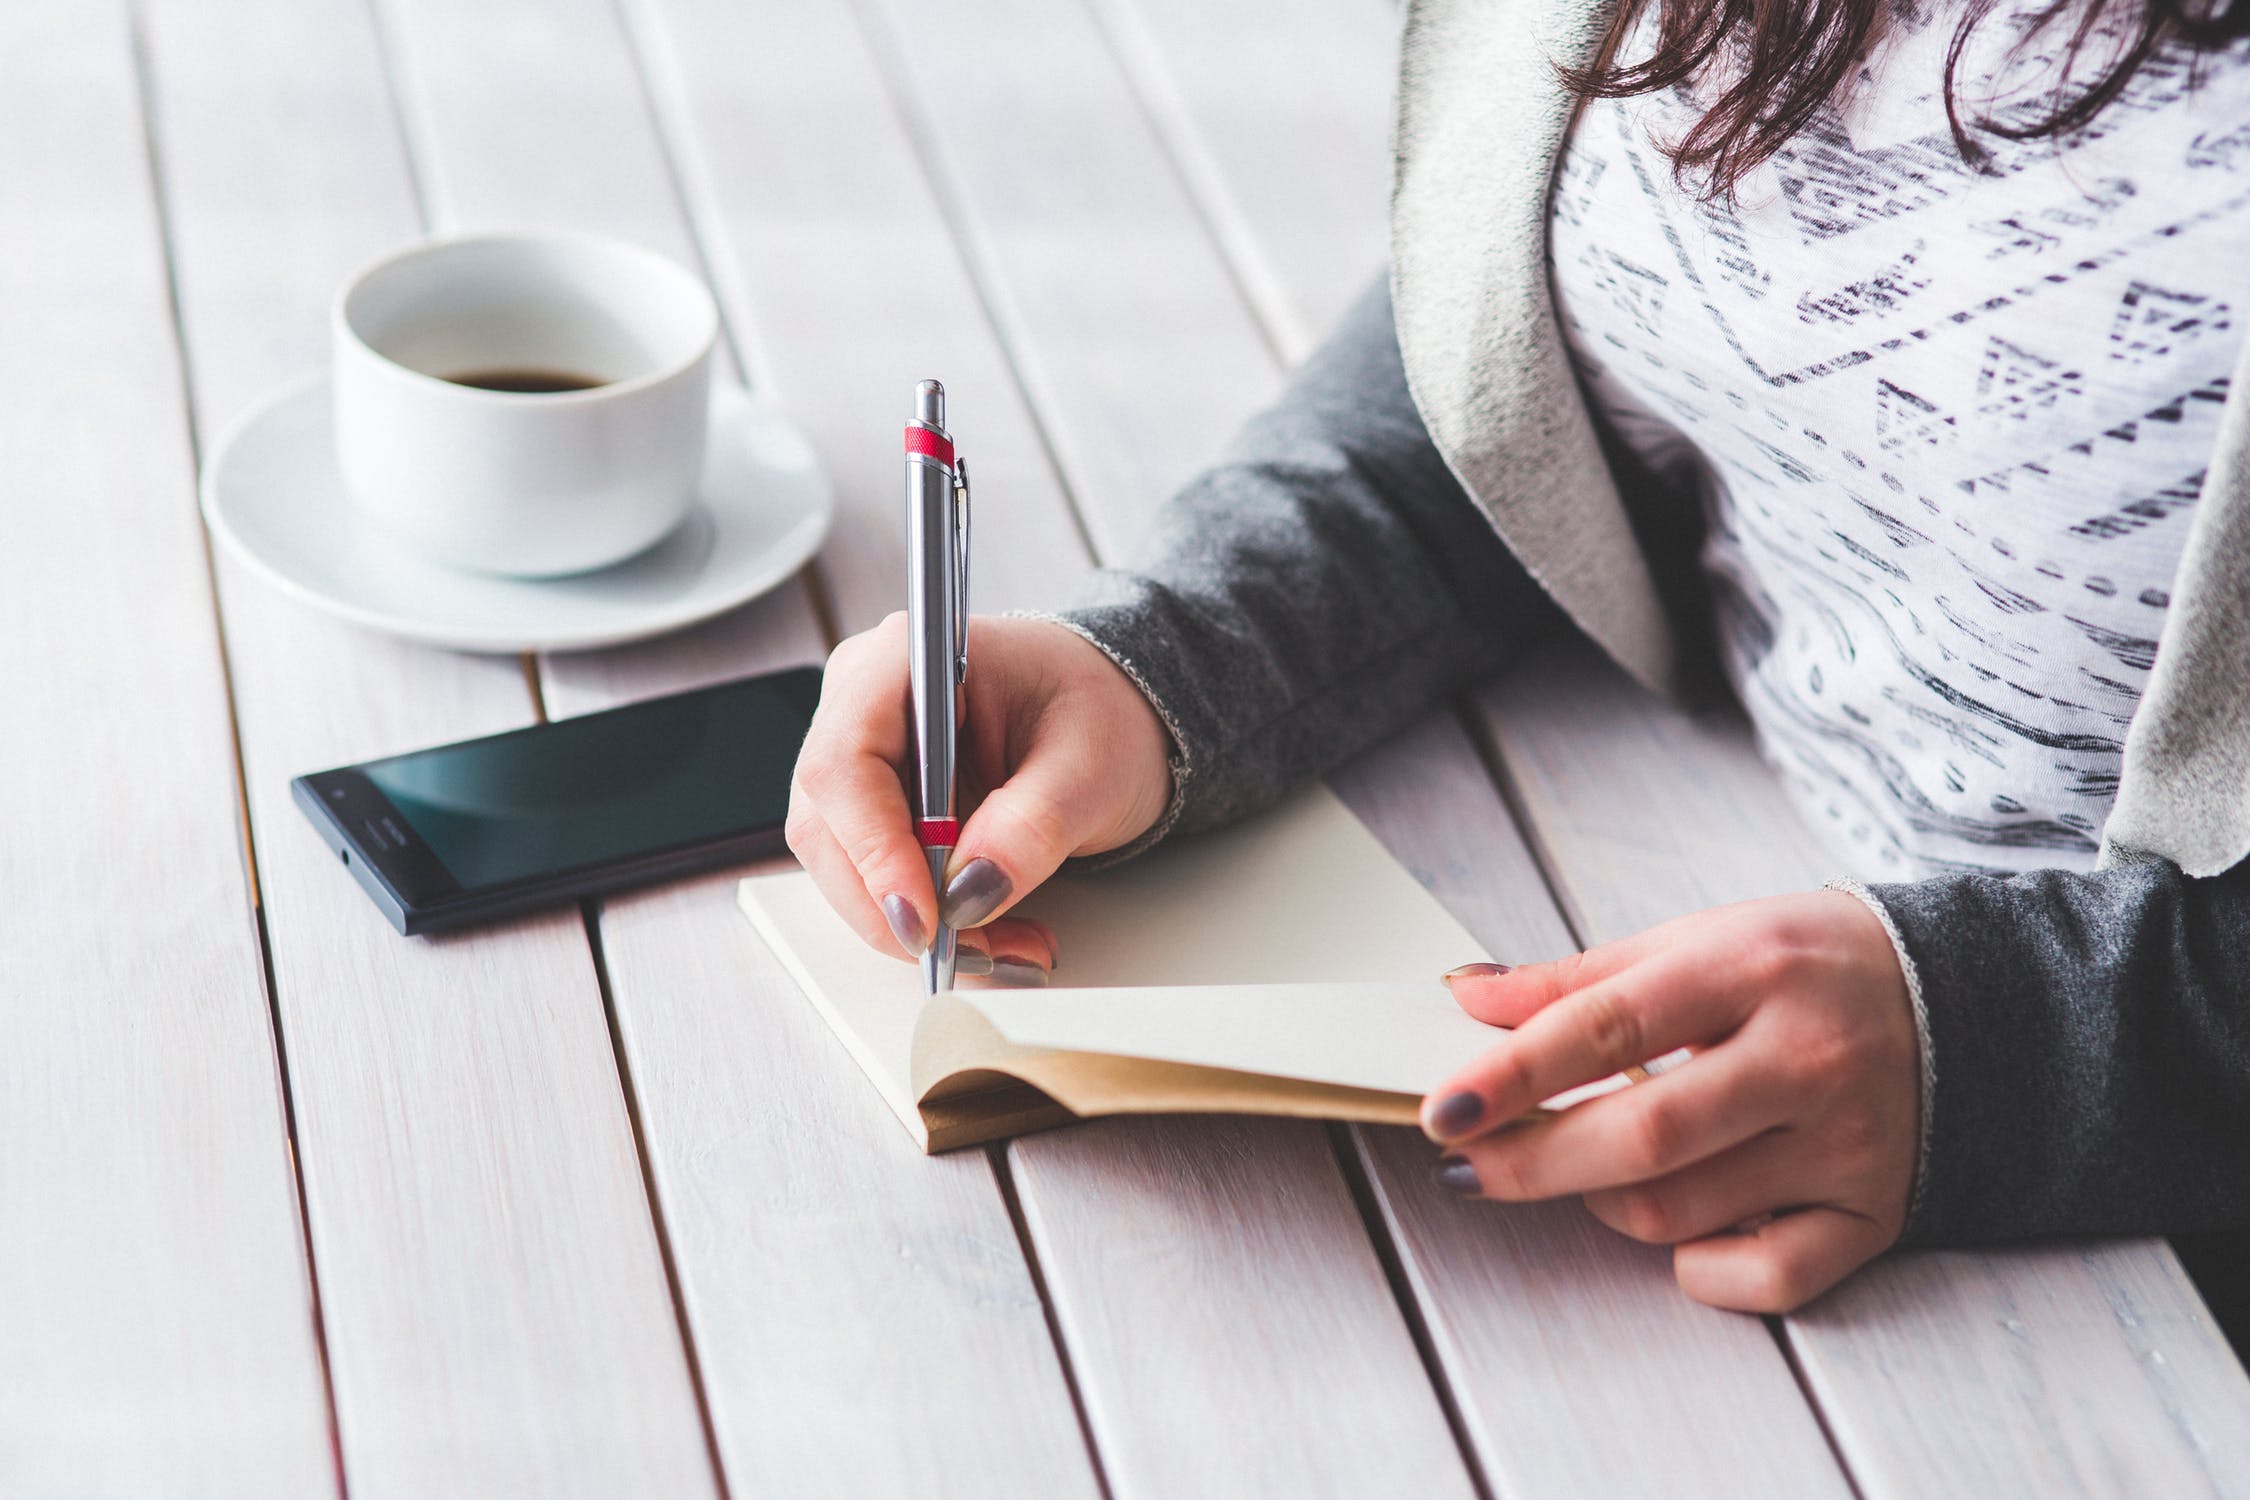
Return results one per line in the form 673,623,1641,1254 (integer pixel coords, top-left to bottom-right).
8,1,2248,1494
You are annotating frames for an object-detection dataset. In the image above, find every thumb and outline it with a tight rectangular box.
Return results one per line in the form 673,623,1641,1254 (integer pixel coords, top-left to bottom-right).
938,746,1106,930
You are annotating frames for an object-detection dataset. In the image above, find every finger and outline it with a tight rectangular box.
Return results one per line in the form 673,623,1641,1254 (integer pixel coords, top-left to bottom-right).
794,749,938,953
1424,950,1755,1142
1581,1128,1813,1244
1441,928,1668,1028
948,921,1054,986
941,748,1099,930
788,817,909,958
790,822,1053,980
973,917,1059,982
980,917,1058,969
803,614,916,762
1443,1040,1795,1199
1673,1206,1895,1314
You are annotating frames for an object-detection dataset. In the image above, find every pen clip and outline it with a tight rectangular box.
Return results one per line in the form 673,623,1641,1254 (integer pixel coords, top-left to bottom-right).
951,456,971,684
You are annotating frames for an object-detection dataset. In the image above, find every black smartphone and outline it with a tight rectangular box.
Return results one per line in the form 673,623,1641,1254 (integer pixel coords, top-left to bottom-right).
293,666,821,935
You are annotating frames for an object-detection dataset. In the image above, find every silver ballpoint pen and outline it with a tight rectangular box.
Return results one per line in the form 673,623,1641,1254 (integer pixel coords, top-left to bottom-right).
905,379,970,994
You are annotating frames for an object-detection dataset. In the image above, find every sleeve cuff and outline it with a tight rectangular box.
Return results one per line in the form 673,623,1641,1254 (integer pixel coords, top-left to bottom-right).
1824,877,1938,1235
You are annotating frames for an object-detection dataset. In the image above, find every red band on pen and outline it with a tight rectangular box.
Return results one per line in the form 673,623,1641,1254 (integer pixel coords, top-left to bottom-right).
904,425,955,467
915,818,961,847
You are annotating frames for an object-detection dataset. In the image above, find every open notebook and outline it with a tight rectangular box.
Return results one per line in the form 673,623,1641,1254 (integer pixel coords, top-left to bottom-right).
739,783,1617,1152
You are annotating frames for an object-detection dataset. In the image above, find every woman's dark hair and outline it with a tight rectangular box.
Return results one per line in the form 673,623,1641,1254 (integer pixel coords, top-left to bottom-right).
1565,0,2250,200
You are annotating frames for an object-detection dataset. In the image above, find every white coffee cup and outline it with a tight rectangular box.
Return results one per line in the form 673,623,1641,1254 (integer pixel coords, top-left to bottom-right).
333,233,719,577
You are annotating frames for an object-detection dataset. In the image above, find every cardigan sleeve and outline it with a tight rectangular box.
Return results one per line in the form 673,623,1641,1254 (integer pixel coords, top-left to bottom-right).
1037,274,1569,851
1862,853,2250,1244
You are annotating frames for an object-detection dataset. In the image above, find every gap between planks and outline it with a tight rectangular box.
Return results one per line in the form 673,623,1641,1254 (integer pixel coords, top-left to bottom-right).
605,0,857,659
580,904,736,1500
360,3,734,1489
578,0,1118,1480
1075,0,1297,370
1328,1123,1499,1500
831,0,1617,1482
126,3,349,1487
1065,5,1881,1482
836,0,1107,570
834,0,1500,1483
987,1146,1118,1500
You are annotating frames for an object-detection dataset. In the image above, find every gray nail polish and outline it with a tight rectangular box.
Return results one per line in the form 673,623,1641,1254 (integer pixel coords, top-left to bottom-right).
986,957,1050,988
940,858,1012,929
881,893,927,956
953,947,995,977
1434,1157,1481,1195
1443,961,1514,983
1429,1090,1485,1138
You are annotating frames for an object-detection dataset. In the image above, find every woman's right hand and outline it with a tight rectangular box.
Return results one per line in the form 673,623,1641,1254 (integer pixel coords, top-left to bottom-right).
785,613,1175,982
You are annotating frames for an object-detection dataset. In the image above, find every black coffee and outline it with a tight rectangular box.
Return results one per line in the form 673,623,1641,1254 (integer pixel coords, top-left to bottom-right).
445,367,607,393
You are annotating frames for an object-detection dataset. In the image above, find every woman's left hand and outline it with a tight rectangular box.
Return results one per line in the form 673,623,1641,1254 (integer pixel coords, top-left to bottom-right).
1421,890,1921,1313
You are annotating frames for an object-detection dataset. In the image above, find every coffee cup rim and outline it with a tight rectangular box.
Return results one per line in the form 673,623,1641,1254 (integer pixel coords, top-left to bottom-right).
332,230,719,405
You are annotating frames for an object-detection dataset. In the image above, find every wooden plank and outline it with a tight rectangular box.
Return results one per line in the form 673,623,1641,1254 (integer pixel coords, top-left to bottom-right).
633,0,1481,1489
136,1,714,1492
1334,725,1856,1497
1481,637,2250,1494
1086,0,1397,360
1798,1242,2250,1496
0,6,334,1492
374,0,1107,1489
1011,1117,1470,1499
859,0,1856,1490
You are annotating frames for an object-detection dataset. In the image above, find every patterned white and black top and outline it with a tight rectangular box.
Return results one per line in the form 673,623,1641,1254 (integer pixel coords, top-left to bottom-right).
1550,3,2250,878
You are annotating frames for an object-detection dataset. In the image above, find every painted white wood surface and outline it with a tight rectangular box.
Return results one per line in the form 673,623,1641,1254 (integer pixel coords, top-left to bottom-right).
635,0,1485,1491
1087,0,1398,360
624,0,1089,623
374,0,1107,1490
865,0,1857,1490
1013,1117,1473,1500
0,7,335,1493
137,1,714,1493
1799,1241,2250,1497
1483,639,2250,1494
858,0,1283,563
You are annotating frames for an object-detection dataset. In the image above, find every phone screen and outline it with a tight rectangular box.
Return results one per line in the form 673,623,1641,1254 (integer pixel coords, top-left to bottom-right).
346,668,818,893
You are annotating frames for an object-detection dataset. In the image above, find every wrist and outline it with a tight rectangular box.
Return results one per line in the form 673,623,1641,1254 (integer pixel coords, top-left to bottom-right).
1007,609,1192,866
1823,877,1934,1237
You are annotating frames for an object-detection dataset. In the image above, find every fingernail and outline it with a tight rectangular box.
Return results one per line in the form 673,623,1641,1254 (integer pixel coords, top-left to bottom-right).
940,858,1012,928
881,893,927,956
1443,961,1513,984
1428,1090,1485,1138
987,957,1050,988
1434,1157,1481,1195
954,946,995,977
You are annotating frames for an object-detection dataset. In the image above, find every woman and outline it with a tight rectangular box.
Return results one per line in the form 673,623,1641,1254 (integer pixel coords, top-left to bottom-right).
786,0,2250,1314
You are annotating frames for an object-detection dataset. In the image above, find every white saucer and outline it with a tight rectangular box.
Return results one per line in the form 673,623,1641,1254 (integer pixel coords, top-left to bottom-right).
201,374,832,653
